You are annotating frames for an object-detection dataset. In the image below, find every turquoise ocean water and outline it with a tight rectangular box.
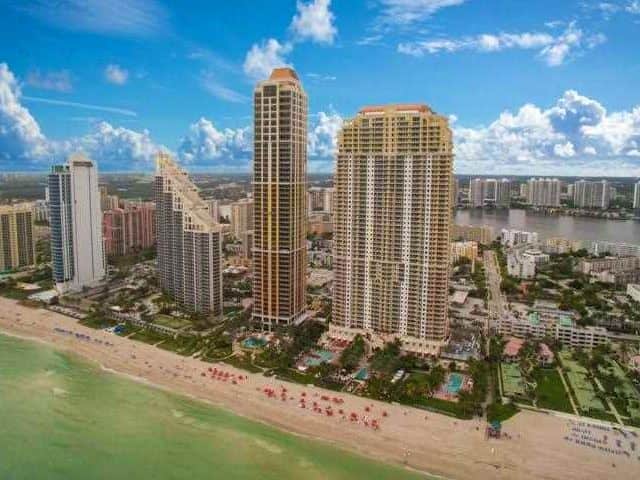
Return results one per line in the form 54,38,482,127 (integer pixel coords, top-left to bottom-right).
0,334,427,480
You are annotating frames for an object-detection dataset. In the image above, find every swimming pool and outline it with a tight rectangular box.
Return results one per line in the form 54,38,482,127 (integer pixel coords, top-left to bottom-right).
446,373,464,394
303,349,334,367
242,337,267,349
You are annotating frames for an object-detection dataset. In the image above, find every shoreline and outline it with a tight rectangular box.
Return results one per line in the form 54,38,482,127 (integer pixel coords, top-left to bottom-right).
0,326,441,480
1,297,637,480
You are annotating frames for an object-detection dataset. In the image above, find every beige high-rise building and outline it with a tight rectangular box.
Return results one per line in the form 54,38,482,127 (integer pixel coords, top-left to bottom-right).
252,68,307,331
0,203,36,272
331,104,453,356
154,153,223,316
230,197,254,240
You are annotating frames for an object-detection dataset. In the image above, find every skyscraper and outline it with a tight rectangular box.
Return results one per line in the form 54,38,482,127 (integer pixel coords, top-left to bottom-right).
574,180,610,209
103,201,156,257
252,68,307,331
155,153,222,316
230,197,254,241
332,104,453,356
48,154,105,293
526,178,562,207
634,180,640,211
0,203,36,272
469,178,484,207
469,178,510,208
496,178,511,208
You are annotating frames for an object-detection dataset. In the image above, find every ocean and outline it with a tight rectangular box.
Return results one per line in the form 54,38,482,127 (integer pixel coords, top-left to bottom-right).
0,334,426,480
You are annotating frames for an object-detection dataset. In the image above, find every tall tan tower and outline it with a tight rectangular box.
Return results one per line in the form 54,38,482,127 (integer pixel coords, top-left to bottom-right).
331,104,453,356
252,68,308,331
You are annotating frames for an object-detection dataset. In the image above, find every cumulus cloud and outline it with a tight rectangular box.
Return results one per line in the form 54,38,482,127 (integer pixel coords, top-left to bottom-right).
290,0,337,44
177,118,252,169
309,111,343,158
62,122,160,170
26,69,73,92
454,90,640,176
399,23,605,66
243,39,293,80
0,62,160,171
0,63,50,168
104,64,129,85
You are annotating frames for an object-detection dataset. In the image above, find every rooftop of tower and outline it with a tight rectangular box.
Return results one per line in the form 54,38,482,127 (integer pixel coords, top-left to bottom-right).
269,67,299,81
359,104,433,115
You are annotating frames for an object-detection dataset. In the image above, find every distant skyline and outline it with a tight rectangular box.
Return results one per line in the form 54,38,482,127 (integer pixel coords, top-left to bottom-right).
0,0,639,176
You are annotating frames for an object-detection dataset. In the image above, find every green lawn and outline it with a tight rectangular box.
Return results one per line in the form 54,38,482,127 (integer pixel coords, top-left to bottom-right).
533,368,574,413
411,396,474,419
487,402,519,423
153,314,191,330
129,328,168,345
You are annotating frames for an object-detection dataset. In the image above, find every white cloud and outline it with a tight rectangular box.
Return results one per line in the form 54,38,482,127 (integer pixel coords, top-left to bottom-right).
26,70,73,92
376,0,466,27
553,141,576,157
399,24,605,66
243,39,293,80
290,0,337,44
16,0,168,37
63,121,161,170
199,72,248,103
309,111,343,158
0,63,50,167
22,96,136,117
584,146,597,155
628,1,640,14
454,90,640,176
104,64,129,85
306,72,337,81
177,118,252,169
0,63,158,171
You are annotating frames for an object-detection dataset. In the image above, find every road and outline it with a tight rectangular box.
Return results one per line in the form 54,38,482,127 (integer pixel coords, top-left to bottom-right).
483,250,508,335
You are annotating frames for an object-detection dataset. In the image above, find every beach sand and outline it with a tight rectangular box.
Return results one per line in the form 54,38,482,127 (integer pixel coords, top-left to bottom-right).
0,296,637,480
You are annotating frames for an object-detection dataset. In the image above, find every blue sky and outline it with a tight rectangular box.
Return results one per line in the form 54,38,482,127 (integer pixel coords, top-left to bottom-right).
0,0,639,175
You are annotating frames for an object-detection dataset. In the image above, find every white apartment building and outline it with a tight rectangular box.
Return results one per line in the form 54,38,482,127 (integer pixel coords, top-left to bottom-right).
526,178,561,207
501,228,539,247
590,241,640,257
497,310,608,349
574,180,611,209
48,154,105,293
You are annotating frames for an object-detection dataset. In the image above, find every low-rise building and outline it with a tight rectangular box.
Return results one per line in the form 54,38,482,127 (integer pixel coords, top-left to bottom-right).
590,241,640,257
451,241,478,265
543,237,583,255
452,224,494,245
507,248,549,279
497,309,608,349
501,229,539,248
578,256,640,275
627,284,640,302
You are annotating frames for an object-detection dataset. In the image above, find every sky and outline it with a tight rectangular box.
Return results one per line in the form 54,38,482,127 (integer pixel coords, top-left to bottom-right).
0,0,639,176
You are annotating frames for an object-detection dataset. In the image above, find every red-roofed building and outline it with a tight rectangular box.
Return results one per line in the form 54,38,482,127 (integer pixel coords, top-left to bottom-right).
503,337,524,362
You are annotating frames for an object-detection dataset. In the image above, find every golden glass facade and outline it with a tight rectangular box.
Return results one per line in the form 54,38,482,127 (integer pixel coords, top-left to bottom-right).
252,68,307,330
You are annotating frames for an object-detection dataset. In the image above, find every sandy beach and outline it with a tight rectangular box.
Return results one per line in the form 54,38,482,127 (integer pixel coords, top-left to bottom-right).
1,296,637,480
